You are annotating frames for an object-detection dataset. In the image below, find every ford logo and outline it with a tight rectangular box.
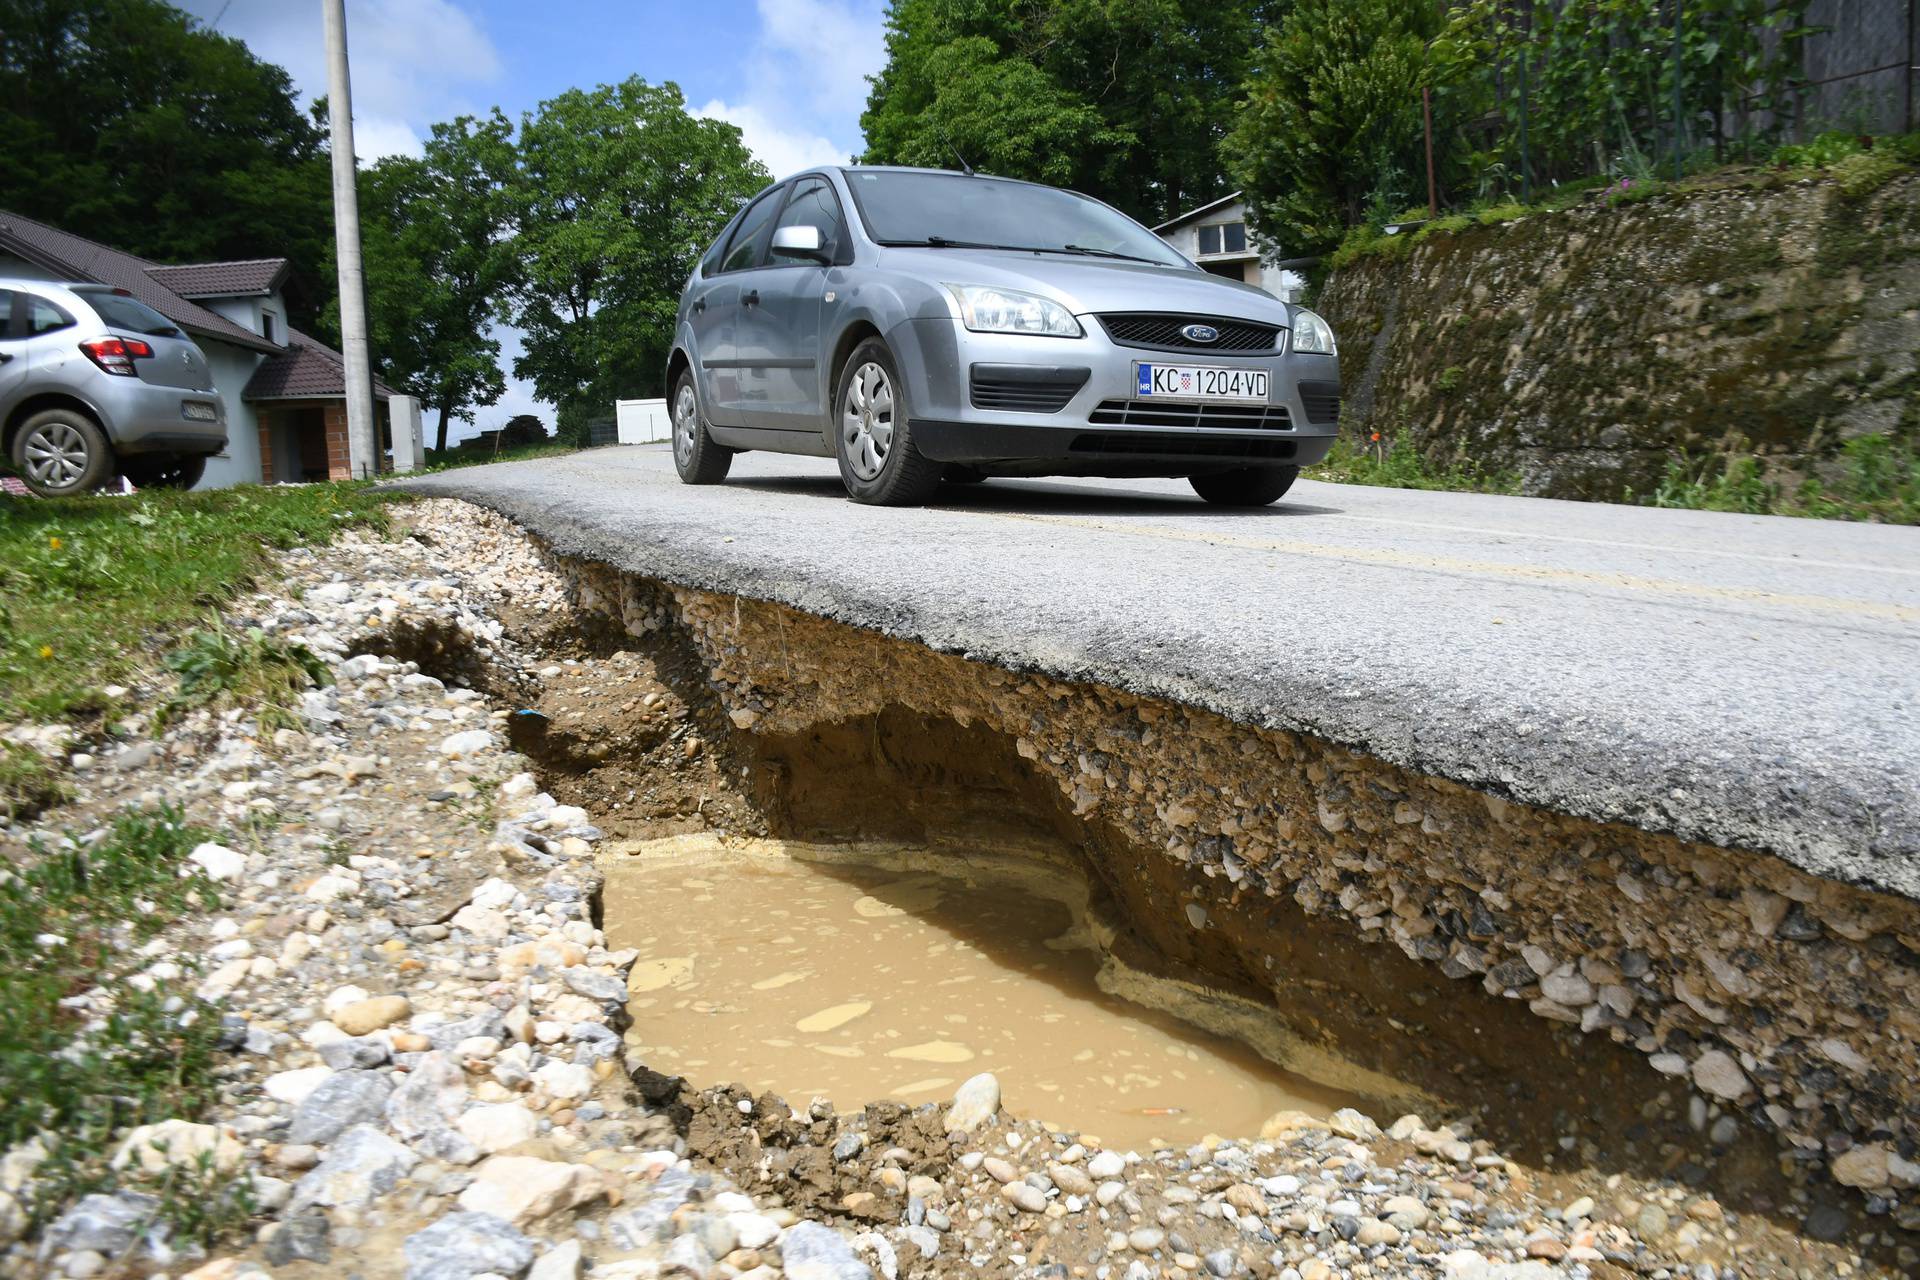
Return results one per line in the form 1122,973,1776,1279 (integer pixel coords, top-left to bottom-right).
1181,324,1219,344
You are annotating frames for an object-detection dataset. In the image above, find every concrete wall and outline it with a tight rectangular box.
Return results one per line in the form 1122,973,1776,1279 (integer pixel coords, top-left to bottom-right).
1317,168,1920,500
196,339,266,489
1156,202,1306,301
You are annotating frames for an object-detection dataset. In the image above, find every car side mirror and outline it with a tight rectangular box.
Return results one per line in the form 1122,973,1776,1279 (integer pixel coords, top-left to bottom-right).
771,224,827,262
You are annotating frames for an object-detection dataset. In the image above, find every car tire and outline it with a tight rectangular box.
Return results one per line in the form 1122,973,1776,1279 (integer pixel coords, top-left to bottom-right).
1189,466,1299,506
671,372,732,485
122,453,207,491
11,407,115,498
833,338,942,506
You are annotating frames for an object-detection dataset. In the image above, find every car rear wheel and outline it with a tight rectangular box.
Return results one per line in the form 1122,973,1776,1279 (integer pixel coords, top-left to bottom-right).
1189,466,1299,507
834,338,942,506
671,374,732,485
12,407,114,498
122,453,207,491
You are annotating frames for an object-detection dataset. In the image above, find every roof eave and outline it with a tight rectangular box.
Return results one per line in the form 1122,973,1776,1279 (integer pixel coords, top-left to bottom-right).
1152,191,1247,233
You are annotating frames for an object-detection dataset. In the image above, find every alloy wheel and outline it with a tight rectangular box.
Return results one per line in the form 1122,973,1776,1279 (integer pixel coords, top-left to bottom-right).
841,361,894,481
21,420,91,490
673,383,698,470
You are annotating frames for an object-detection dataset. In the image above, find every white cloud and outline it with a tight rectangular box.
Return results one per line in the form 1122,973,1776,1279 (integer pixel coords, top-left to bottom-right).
182,0,500,164
694,99,849,181
752,0,887,120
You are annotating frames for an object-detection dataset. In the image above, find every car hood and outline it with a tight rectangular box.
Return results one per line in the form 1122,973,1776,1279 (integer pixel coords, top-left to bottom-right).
875,247,1295,324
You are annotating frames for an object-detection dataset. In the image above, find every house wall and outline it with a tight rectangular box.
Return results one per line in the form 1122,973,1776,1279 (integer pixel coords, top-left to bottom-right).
202,293,288,347
199,339,266,489
1156,204,1306,302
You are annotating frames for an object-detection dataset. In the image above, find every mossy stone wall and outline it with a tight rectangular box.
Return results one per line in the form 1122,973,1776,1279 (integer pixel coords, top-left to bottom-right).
1318,173,1920,500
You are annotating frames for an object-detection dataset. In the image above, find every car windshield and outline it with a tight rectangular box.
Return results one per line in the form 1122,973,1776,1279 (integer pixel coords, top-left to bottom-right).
845,170,1193,269
74,288,183,338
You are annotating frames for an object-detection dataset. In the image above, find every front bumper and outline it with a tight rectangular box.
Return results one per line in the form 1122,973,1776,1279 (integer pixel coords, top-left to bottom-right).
889,316,1339,475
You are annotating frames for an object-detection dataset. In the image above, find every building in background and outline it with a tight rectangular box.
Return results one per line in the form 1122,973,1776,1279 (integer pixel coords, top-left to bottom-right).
0,209,391,487
1153,193,1304,302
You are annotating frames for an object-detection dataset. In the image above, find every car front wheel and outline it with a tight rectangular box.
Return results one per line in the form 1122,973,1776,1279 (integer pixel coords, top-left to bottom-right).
833,338,942,506
1189,466,1299,507
11,407,114,498
671,374,732,485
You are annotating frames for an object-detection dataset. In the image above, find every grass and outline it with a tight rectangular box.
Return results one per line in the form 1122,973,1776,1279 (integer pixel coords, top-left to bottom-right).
1308,435,1521,495
1638,434,1920,522
155,621,333,732
0,483,393,728
0,807,255,1246
421,440,579,472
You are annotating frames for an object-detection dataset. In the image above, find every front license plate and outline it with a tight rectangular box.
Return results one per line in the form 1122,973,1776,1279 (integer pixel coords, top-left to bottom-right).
1135,363,1268,401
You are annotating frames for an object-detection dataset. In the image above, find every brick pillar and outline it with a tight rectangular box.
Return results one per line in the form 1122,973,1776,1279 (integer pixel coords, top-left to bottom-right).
324,402,352,480
257,415,275,485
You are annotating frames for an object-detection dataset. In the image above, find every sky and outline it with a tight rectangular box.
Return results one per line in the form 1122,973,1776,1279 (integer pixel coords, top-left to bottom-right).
176,0,889,440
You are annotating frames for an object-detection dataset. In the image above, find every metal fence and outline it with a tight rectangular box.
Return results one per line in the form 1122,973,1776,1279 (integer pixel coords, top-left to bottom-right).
1799,0,1917,135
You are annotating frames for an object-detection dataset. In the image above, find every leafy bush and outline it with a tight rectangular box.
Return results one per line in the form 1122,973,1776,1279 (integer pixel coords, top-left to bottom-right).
1640,434,1920,523
1311,434,1520,493
157,624,331,730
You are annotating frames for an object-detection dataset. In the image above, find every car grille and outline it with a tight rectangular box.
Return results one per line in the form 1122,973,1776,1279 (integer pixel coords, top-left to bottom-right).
1097,313,1283,354
969,367,1088,413
1298,380,1341,424
1070,434,1298,461
1087,399,1293,431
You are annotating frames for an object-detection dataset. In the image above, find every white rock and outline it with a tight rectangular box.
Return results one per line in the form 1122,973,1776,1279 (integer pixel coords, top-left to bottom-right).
324,985,373,1014
264,1067,334,1106
532,1061,594,1101
457,1155,604,1225
441,729,495,758
944,1073,1001,1132
528,1239,582,1280
111,1120,241,1174
1831,1143,1890,1189
1087,1150,1125,1180
187,842,247,882
457,1104,540,1155
1690,1049,1749,1100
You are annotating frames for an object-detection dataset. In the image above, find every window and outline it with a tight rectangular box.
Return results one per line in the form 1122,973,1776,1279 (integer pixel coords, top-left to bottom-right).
262,310,278,343
27,295,72,334
719,186,784,273
1197,221,1247,256
770,177,848,264
0,290,14,340
72,288,182,337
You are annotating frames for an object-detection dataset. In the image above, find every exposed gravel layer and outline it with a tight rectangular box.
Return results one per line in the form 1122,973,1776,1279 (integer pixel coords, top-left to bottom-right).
0,498,1907,1280
395,449,1920,899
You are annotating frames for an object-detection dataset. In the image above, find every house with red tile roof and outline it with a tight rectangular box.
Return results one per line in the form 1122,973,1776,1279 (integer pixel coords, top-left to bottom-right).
0,209,392,487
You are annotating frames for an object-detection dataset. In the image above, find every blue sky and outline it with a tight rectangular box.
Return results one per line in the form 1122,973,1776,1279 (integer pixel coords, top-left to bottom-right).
177,0,889,437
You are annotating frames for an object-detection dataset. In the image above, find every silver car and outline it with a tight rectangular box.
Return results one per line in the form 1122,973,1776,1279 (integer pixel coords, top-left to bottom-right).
667,167,1340,506
1,278,227,497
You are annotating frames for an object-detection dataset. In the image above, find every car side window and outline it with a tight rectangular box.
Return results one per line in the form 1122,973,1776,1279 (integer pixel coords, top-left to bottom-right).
26,295,72,335
0,290,15,340
719,187,783,273
771,177,849,265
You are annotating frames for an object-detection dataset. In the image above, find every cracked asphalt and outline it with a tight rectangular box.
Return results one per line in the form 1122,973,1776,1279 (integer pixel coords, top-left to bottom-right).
402,446,1920,899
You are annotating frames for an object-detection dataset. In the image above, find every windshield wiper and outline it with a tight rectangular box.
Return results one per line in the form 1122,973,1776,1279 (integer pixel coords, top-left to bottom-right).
877,236,1026,250
1056,244,1167,264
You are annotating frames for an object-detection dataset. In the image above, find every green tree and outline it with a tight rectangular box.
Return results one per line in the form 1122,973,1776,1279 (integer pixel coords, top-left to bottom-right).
1223,0,1445,254
0,0,334,329
505,77,767,433
861,0,1274,226
356,112,517,452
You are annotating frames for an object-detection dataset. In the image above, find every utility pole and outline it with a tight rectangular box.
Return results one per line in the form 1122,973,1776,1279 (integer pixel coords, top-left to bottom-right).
1423,85,1438,218
1672,0,1686,181
322,0,378,479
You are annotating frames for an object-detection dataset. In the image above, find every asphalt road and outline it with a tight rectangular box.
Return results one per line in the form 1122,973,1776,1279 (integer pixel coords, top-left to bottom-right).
403,446,1920,899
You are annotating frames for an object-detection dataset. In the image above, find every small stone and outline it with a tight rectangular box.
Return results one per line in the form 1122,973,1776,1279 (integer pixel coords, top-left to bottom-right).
265,1211,332,1265
331,995,410,1036
944,1073,1000,1132
529,1238,582,1280
440,729,495,758
188,842,247,882
1048,1163,1093,1197
111,1120,242,1175
1355,1217,1400,1246
291,1124,418,1210
457,1103,541,1155
982,1157,1016,1184
780,1220,872,1280
287,1070,393,1145
1832,1144,1890,1190
403,1210,534,1280
1128,1226,1166,1252
1564,1195,1594,1220
1087,1150,1125,1180
1690,1050,1748,1101
1002,1182,1047,1213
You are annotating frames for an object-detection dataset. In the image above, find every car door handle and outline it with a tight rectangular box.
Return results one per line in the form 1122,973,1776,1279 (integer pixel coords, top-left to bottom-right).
692,297,706,314
0,352,12,364
742,290,760,308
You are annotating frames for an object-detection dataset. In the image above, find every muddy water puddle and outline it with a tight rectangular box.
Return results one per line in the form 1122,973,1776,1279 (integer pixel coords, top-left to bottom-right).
601,835,1361,1148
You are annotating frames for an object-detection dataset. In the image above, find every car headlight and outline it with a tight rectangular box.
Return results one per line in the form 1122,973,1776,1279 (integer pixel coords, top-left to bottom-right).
946,284,1083,338
1291,309,1337,355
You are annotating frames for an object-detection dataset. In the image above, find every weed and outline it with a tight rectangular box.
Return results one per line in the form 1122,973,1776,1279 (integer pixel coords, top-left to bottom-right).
155,622,331,731
0,739,69,820
1637,433,1920,523
0,808,233,1234
1310,434,1521,495
1436,366,1466,394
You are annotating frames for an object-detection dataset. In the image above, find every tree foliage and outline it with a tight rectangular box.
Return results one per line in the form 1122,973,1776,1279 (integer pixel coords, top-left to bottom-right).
861,0,1275,226
0,0,334,328
356,113,516,452
505,77,768,425
1223,0,1445,255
